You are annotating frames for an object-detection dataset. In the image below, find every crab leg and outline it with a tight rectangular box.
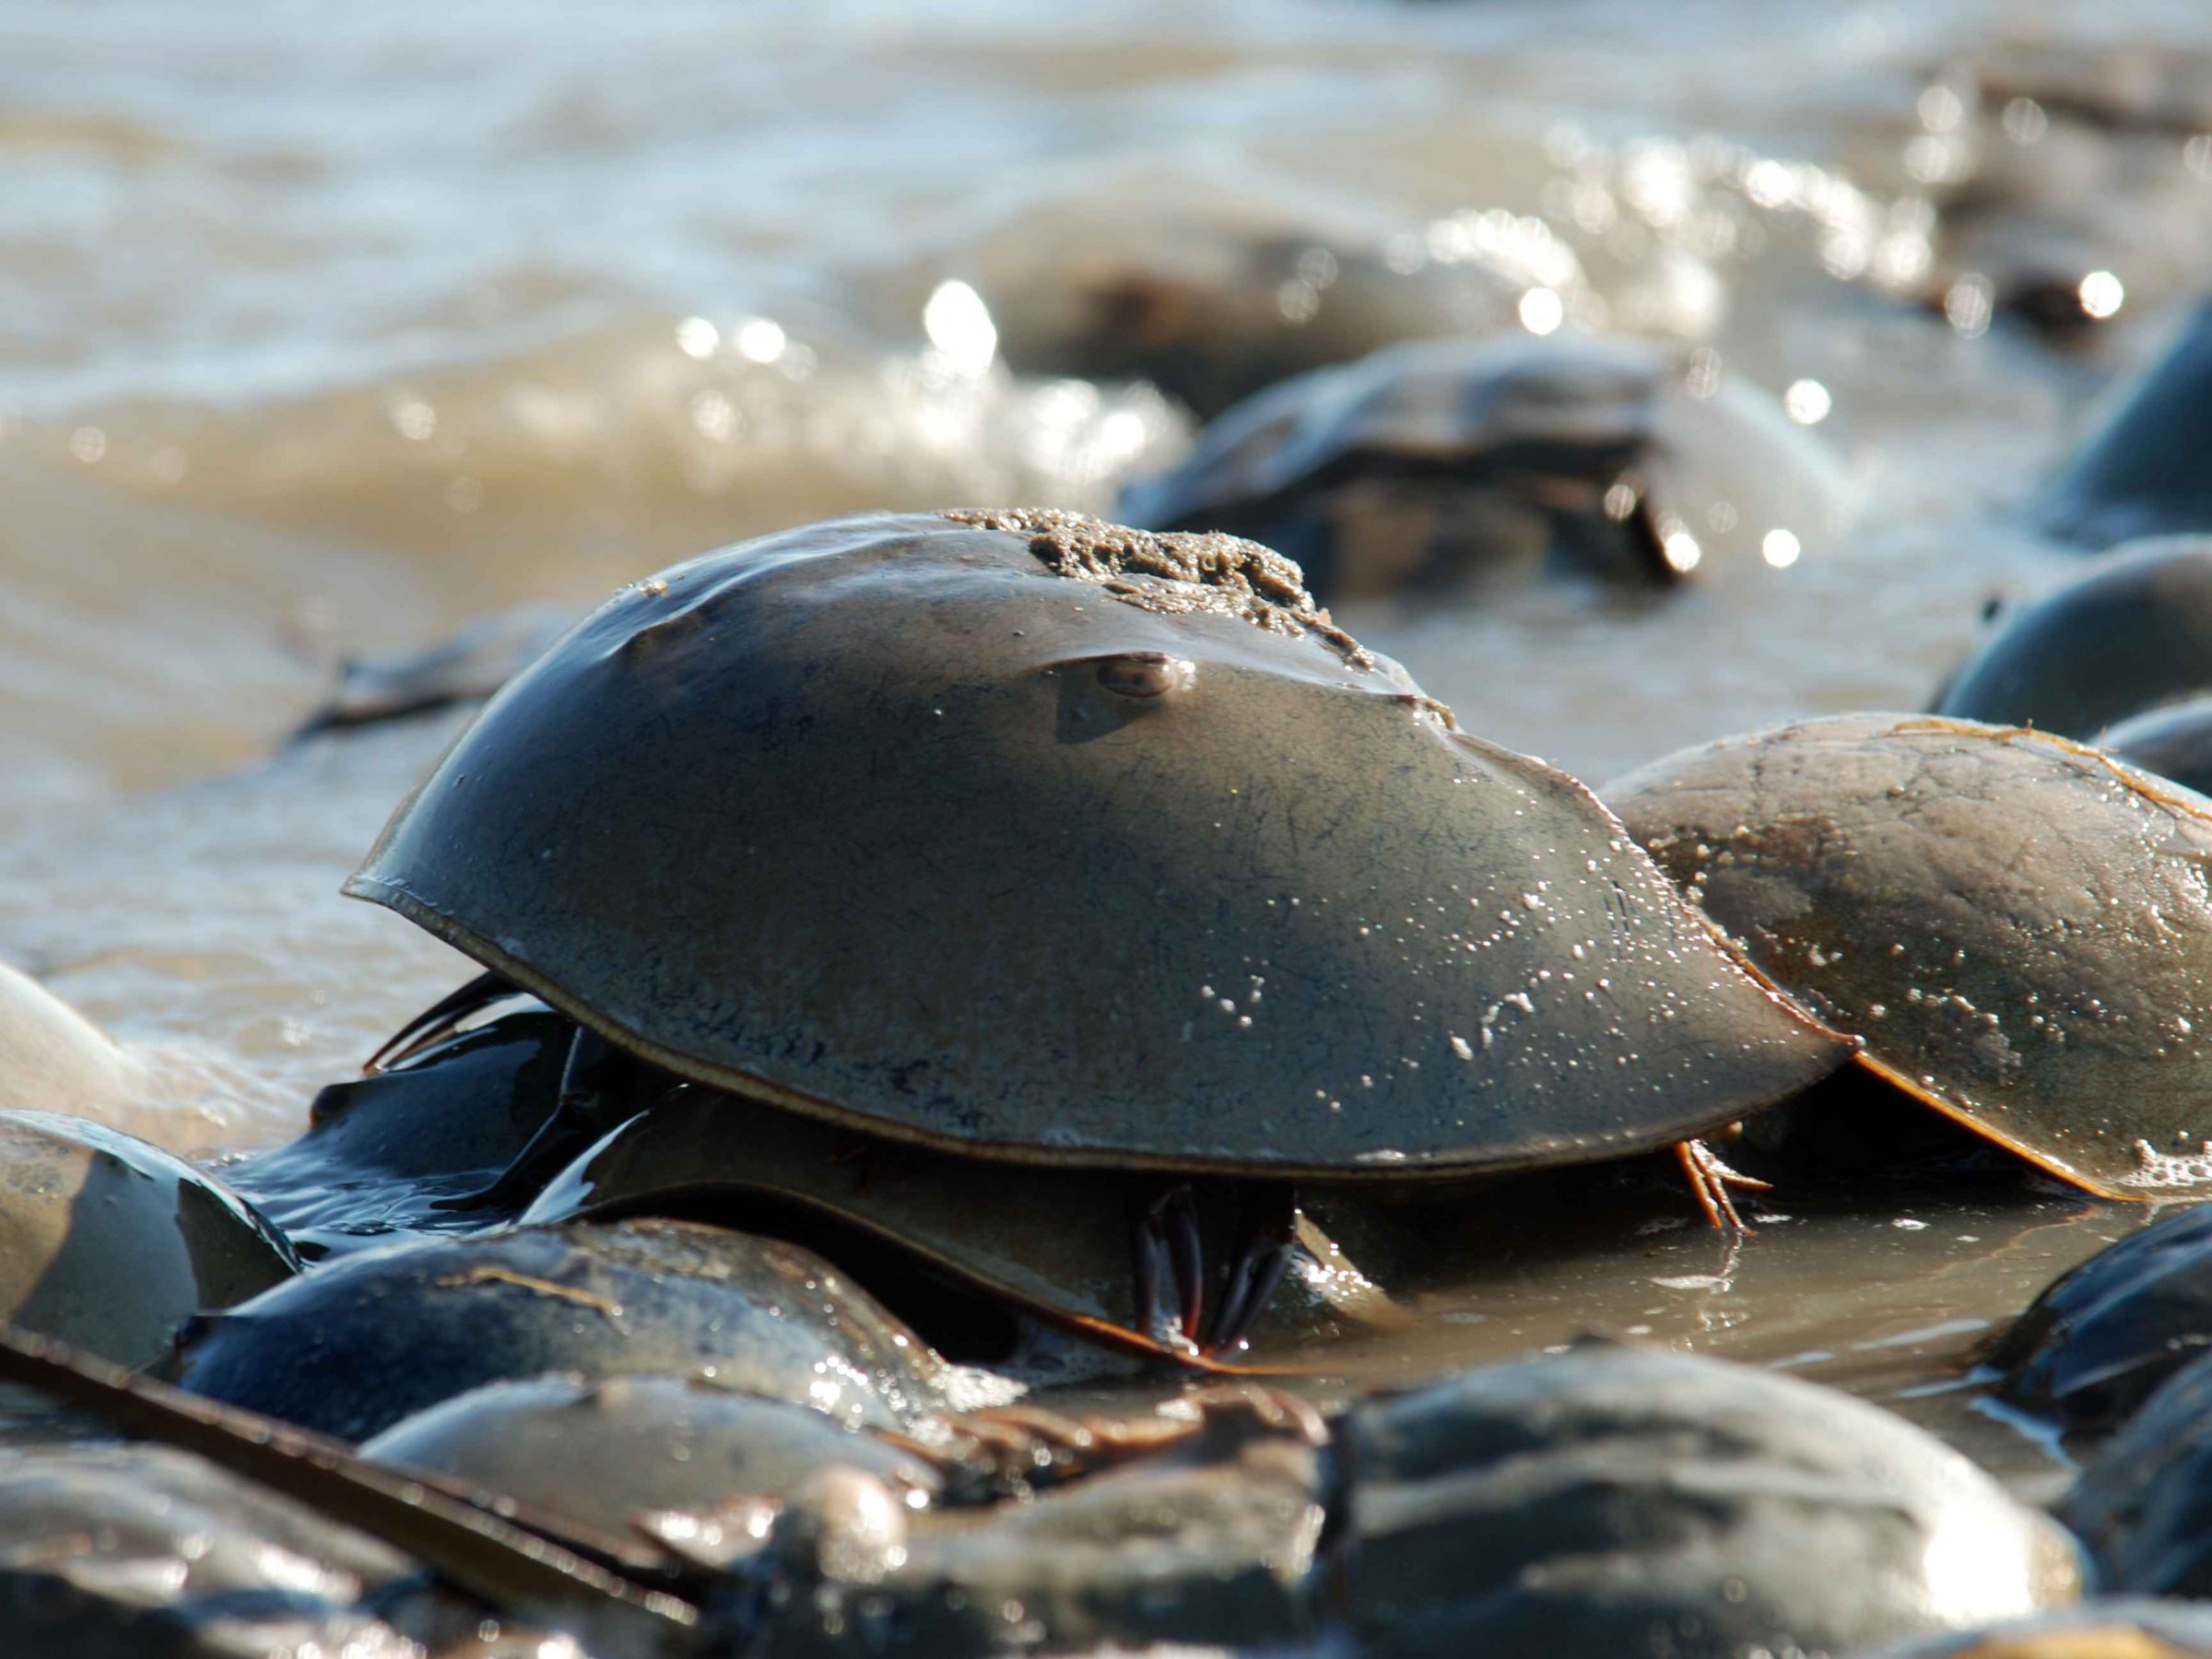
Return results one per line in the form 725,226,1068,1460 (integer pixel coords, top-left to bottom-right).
1206,1183,1300,1357
364,969,518,1073
1675,1138,1773,1233
1133,1182,1209,1347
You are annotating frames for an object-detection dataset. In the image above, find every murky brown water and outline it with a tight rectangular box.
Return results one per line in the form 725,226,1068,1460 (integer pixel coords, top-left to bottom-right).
4,0,2210,1497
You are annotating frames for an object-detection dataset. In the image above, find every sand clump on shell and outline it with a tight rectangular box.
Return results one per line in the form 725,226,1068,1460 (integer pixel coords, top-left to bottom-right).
944,506,1377,670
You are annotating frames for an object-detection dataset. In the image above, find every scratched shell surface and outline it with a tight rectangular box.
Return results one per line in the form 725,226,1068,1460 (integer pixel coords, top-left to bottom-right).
1606,713,2212,1197
347,511,1848,1177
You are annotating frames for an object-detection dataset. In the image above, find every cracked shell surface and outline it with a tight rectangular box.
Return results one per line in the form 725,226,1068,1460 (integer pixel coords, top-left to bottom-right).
168,1218,952,1442
347,510,1849,1178
1607,713,2212,1197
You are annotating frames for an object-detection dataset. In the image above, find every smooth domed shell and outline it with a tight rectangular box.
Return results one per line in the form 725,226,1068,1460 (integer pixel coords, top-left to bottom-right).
363,1373,939,1539
0,1442,477,1656
0,961,141,1128
1118,336,1852,598
0,1109,296,1368
171,1218,952,1441
2062,1341,2212,1596
347,511,1849,1178
1935,537,2212,737
1991,1204,2212,1430
1343,1346,2080,1655
1607,713,2212,1197
519,1086,1406,1353
2101,695,2212,797
2039,303,2212,548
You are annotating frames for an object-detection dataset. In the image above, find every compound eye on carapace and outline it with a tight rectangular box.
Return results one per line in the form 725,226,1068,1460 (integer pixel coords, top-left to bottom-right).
1092,653,1196,700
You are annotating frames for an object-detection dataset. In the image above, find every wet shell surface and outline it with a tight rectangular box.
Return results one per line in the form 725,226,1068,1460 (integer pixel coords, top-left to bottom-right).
0,1441,528,1659
2038,302,2212,548
232,1004,576,1253
2062,1341,2212,1598
1117,335,1852,599
169,1218,954,1441
1992,1203,2212,1430
1606,713,2212,1197
748,1347,2080,1658
1935,536,2212,738
361,1373,941,1540
347,510,1848,1180
2102,695,2212,799
1340,1346,2080,1657
0,1109,296,1369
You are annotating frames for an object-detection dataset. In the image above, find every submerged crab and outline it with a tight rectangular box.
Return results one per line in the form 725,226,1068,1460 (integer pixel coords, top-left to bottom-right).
335,510,1848,1354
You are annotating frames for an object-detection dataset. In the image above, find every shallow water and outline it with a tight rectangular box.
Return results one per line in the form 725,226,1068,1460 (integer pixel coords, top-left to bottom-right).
4,0,2210,1492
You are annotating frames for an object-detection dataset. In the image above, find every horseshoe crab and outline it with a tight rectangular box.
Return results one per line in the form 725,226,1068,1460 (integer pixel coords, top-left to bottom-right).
168,1218,961,1441
1116,336,1853,599
232,1000,576,1254
1992,1203,2212,1430
343,509,1850,1352
0,1327,2079,1659
2038,303,2212,548
516,1082,1406,1360
0,1109,295,1369
361,1374,943,1542
2060,1337,2212,1597
0,960,141,1129
1607,713,2212,1200
290,603,574,741
928,209,1589,421
0,1441,577,1659
1934,537,2212,737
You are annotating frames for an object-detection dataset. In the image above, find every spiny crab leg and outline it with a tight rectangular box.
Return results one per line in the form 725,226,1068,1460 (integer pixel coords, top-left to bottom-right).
364,970,518,1073
1675,1137,1773,1233
1133,1182,1209,1348
0,1322,704,1633
1207,1186,1299,1358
